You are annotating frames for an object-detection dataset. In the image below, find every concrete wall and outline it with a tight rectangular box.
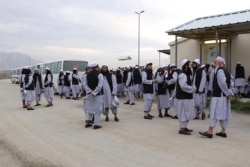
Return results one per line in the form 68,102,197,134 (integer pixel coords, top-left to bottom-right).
169,38,200,69
231,34,250,79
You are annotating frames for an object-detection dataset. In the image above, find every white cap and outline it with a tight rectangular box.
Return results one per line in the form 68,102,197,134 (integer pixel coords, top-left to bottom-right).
135,65,139,69
193,58,200,65
216,56,226,64
88,61,98,67
22,66,29,69
112,96,120,107
125,66,131,69
201,64,205,68
161,65,168,68
144,62,152,68
73,68,77,70
181,59,188,67
45,67,50,70
170,64,176,68
237,61,241,64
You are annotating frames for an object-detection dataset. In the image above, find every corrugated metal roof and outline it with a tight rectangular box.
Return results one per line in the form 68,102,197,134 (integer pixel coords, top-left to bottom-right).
166,9,250,40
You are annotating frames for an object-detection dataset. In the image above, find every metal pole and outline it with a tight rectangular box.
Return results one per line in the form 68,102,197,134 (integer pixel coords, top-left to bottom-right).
159,51,160,67
175,35,177,66
135,10,144,66
138,13,140,66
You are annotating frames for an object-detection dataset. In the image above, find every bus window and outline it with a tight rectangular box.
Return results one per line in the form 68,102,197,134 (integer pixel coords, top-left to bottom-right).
63,61,88,72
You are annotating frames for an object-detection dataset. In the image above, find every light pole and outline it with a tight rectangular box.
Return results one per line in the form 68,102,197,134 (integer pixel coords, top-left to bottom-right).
135,10,144,66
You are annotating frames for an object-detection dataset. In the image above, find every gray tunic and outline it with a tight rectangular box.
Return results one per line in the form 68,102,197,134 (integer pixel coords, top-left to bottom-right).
209,69,232,120
83,73,104,115
63,75,71,97
142,71,156,111
72,74,81,98
44,74,54,103
125,72,134,92
175,73,196,121
57,75,64,94
103,75,117,109
156,73,170,109
24,75,35,104
166,71,178,108
142,71,156,100
193,69,206,110
20,74,26,100
208,69,215,92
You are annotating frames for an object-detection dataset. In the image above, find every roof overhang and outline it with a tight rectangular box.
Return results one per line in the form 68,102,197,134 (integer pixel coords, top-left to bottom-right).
157,49,170,55
166,9,250,41
167,21,250,40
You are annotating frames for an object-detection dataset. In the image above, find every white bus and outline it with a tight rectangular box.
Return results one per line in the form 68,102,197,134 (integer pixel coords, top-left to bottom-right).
10,68,21,84
39,59,88,92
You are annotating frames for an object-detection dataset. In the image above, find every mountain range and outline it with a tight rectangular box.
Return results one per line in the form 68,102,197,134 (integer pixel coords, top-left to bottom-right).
0,52,41,70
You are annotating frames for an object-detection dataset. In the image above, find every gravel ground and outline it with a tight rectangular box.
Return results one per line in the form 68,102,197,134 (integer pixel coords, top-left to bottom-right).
0,79,250,167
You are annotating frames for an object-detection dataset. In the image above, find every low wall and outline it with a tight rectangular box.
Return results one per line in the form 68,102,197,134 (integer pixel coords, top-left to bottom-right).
0,70,11,79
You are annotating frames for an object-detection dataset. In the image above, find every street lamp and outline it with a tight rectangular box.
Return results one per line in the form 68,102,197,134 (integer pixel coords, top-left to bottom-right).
135,10,144,66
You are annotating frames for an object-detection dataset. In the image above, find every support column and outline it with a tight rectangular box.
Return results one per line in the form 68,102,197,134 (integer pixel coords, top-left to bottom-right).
175,35,178,66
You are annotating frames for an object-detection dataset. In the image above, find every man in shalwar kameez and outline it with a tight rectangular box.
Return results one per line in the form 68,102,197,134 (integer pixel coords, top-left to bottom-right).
57,70,64,98
175,59,196,135
142,62,157,119
82,67,91,123
20,67,28,108
199,56,232,138
166,64,179,119
155,66,171,118
63,71,71,99
44,67,54,107
24,68,35,110
72,68,81,100
192,59,207,120
101,65,119,122
33,68,43,106
124,66,135,105
83,62,104,129
133,65,142,98
234,61,245,98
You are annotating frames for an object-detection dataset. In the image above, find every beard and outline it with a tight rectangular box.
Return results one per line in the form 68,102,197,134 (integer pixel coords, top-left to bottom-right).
192,66,197,72
101,70,109,76
186,67,192,76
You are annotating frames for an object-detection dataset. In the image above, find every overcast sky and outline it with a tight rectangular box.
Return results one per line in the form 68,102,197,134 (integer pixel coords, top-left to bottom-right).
1,0,249,65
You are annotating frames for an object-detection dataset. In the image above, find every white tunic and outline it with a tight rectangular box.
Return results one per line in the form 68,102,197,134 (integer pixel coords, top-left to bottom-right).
175,73,196,121
155,73,170,109
142,71,156,100
57,75,64,94
209,69,232,120
83,73,104,115
24,75,35,104
192,69,206,109
44,74,54,102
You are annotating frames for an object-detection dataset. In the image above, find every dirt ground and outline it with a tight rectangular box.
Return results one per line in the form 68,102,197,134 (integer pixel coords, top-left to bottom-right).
0,79,250,167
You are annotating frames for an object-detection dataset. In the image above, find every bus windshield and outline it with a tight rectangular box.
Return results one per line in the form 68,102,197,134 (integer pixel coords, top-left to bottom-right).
63,60,88,72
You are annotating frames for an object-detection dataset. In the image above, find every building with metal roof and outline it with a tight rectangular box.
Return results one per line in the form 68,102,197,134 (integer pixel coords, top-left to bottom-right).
166,9,250,78
167,9,250,40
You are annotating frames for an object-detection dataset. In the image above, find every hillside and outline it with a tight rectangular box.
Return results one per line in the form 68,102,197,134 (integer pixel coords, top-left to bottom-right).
0,51,41,70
